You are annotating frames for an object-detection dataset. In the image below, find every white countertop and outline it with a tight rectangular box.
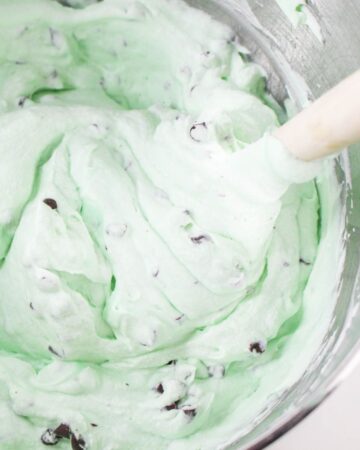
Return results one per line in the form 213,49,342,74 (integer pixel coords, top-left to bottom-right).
269,362,360,449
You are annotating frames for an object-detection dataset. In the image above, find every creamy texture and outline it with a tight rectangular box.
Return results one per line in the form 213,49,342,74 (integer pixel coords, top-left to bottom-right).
0,1,343,449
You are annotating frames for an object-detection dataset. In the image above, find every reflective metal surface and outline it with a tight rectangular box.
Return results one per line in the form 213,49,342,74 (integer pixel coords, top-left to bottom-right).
185,1,360,448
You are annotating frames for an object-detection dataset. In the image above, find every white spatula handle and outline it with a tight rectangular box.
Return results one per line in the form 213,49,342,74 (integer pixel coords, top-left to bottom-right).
274,70,360,161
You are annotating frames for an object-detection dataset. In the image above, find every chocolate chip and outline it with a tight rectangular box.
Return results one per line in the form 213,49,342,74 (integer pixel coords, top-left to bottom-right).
41,423,87,449
190,235,211,244
54,423,71,439
164,402,178,411
156,383,164,394
249,341,266,354
90,423,98,427
43,198,58,210
71,434,86,450
208,365,225,378
48,345,62,357
166,360,177,366
183,408,197,418
299,258,311,266
40,429,59,446
18,96,27,107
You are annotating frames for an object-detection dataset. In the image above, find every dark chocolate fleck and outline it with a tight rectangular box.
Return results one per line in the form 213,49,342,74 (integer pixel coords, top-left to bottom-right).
156,383,164,394
175,314,185,322
90,423,98,427
43,198,58,210
18,96,27,107
166,360,177,366
299,258,311,266
152,269,160,278
70,434,86,450
208,365,225,378
48,345,62,357
183,408,197,418
164,402,179,411
54,423,71,439
40,423,85,448
190,235,211,244
29,302,34,310
40,429,59,446
249,342,266,354
283,262,290,268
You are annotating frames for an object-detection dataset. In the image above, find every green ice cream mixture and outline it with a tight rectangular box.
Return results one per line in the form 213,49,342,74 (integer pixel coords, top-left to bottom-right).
0,0,342,449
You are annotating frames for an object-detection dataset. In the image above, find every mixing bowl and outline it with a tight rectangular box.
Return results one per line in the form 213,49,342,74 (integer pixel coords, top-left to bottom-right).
184,1,360,448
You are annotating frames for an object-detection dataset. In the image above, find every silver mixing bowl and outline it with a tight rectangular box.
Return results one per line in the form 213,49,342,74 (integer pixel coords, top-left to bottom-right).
185,1,360,448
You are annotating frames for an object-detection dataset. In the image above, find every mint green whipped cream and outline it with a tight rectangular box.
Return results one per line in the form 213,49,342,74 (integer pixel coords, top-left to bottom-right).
0,0,343,449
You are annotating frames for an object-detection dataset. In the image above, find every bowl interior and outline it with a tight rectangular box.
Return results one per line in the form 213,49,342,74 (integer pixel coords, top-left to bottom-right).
185,1,360,448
